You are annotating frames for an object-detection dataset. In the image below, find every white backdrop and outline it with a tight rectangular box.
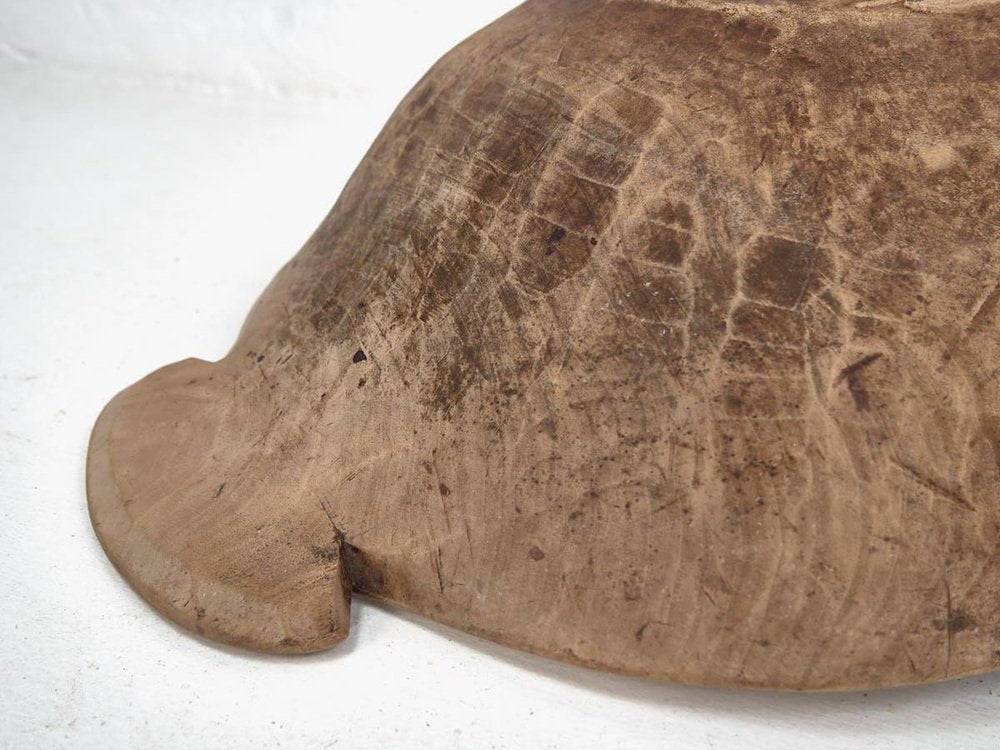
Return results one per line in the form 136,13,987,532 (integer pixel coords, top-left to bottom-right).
2,2,1000,748
0,0,519,101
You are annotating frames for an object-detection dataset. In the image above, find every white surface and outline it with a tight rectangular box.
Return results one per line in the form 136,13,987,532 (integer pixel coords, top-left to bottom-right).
0,0,515,102
2,3,1000,749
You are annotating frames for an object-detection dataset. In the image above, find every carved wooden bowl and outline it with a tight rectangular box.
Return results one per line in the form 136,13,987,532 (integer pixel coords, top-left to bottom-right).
87,0,1000,690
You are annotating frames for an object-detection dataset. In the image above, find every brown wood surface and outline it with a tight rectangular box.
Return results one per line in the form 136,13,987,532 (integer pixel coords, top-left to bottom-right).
87,0,1000,690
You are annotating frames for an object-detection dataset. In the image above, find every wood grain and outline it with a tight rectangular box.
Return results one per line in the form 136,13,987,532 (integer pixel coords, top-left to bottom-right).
87,0,1000,690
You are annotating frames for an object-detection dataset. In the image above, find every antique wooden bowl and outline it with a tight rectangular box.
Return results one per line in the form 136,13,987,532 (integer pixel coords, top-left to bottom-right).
87,0,1000,690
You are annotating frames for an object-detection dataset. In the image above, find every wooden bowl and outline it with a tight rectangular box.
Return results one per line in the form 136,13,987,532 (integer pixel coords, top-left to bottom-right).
87,0,1000,690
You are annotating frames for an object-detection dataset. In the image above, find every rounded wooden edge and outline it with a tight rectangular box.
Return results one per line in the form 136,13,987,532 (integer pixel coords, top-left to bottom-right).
86,358,352,654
